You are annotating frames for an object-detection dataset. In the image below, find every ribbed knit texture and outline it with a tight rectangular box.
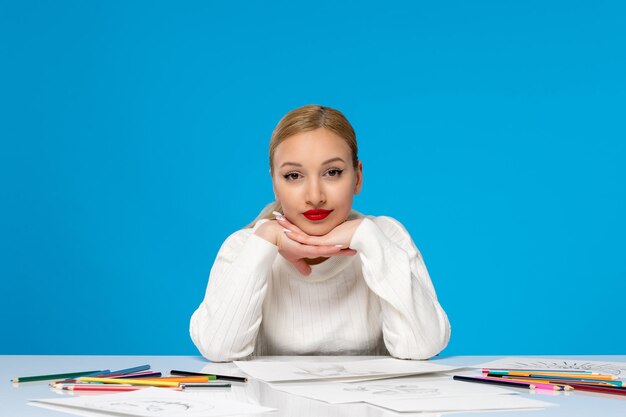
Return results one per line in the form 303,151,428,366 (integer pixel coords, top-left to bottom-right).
190,211,451,362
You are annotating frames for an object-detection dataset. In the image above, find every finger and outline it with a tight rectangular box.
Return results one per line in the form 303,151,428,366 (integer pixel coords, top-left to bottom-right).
273,212,305,233
333,249,357,256
298,245,346,258
283,230,328,246
288,244,339,260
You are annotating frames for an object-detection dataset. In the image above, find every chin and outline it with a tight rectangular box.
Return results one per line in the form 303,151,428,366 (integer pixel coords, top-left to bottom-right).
300,222,340,237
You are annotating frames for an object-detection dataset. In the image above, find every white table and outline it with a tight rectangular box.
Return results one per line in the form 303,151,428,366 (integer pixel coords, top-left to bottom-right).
2,355,626,416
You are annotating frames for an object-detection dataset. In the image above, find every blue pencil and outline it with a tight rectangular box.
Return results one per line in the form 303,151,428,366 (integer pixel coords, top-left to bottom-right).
111,365,151,375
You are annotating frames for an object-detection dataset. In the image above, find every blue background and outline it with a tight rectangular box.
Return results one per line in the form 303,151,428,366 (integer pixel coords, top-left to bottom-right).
1,1,625,355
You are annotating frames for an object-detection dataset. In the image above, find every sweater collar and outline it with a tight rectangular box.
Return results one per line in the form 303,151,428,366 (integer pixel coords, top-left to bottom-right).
282,253,355,282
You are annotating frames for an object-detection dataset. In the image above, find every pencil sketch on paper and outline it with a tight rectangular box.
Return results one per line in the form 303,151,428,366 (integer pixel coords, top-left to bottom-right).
83,398,216,414
343,383,440,397
505,360,623,376
30,386,276,417
292,364,384,378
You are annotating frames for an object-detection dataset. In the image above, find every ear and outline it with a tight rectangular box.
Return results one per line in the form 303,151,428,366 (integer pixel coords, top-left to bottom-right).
354,161,363,195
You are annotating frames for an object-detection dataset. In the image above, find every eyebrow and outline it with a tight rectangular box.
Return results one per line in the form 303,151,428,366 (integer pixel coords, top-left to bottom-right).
279,157,346,169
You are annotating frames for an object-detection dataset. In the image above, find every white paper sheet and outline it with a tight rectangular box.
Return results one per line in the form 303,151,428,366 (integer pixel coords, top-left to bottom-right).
234,358,456,382
269,375,517,404
30,402,121,417
29,387,274,417
473,357,626,377
368,394,556,412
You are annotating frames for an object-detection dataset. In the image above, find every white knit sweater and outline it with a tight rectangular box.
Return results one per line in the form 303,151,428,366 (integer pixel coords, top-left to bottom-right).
190,211,451,362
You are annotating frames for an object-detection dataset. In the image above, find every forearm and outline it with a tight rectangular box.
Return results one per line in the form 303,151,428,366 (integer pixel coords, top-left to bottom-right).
350,218,450,359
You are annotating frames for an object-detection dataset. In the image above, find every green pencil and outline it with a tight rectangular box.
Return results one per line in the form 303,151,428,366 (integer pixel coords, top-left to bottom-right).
12,369,103,383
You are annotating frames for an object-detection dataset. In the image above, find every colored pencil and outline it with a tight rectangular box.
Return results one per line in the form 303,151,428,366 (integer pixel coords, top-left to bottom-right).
53,370,112,384
454,375,564,390
454,375,535,389
483,368,598,375
110,365,151,374
51,371,162,387
64,385,178,392
170,370,247,383
77,377,180,387
485,371,618,381
133,376,215,383
482,376,564,391
114,371,163,379
12,370,104,383
568,383,626,396
493,377,573,390
496,374,624,387
56,365,151,383
180,382,232,389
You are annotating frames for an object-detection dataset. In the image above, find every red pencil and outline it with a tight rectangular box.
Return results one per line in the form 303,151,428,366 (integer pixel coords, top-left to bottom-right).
569,384,626,396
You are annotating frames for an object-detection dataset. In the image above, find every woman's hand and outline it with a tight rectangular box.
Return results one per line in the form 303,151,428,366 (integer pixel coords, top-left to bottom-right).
276,214,364,249
255,220,356,276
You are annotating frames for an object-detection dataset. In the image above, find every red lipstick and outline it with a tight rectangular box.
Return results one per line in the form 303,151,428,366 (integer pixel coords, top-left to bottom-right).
303,209,332,221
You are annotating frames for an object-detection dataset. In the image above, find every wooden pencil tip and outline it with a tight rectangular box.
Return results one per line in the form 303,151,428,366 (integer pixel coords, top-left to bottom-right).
11,378,18,383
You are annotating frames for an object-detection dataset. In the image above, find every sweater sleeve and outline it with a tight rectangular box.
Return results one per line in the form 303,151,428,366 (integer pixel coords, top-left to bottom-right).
190,225,278,362
350,217,451,360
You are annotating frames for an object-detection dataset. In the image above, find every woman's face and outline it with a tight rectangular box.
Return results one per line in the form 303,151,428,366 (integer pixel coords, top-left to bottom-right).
272,128,362,236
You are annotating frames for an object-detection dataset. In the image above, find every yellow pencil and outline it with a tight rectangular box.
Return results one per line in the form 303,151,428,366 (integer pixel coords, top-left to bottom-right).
77,377,180,387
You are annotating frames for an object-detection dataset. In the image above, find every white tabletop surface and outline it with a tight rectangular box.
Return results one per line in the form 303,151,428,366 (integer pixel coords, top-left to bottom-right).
2,355,626,417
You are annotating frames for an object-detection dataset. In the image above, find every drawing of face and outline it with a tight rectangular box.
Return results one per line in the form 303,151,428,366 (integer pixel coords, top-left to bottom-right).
272,128,362,236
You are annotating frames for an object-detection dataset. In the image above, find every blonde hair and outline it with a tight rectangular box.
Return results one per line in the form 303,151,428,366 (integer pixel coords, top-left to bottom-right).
247,104,358,228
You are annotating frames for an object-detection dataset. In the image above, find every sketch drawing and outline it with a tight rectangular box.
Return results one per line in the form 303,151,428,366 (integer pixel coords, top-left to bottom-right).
343,383,440,397
84,398,216,415
292,364,384,378
502,359,624,376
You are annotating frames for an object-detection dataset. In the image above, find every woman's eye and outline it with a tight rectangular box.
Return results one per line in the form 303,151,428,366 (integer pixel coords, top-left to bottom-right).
326,169,343,177
284,172,301,181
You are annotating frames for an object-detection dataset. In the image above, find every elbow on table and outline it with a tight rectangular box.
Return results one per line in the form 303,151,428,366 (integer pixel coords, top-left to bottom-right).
189,321,249,363
417,319,452,360
389,340,447,360
190,331,250,363
387,320,451,360
198,346,247,363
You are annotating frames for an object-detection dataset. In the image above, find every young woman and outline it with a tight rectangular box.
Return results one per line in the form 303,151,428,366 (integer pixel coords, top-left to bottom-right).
190,105,450,362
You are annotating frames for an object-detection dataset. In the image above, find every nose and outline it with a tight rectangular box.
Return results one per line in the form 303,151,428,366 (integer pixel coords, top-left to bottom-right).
305,177,326,207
